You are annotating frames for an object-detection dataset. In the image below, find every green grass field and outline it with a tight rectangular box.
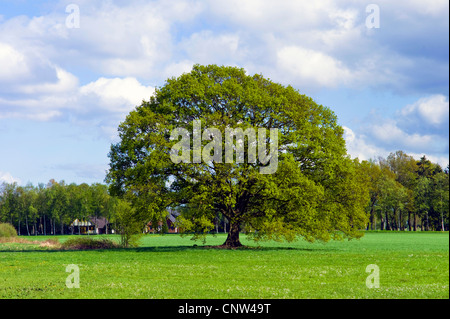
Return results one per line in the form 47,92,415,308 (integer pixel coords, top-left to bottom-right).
0,231,448,299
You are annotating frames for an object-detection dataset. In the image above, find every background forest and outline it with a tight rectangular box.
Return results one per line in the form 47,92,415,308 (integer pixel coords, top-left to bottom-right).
1,151,448,236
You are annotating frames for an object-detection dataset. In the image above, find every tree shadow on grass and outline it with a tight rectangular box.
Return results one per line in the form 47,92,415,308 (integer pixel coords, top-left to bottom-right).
0,241,338,253
129,244,337,253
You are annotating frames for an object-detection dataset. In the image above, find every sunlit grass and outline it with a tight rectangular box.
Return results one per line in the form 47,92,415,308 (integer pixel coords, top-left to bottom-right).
0,232,448,298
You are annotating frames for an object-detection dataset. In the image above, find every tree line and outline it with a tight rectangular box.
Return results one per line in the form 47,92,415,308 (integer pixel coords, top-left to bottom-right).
0,179,118,236
1,150,447,237
364,151,449,231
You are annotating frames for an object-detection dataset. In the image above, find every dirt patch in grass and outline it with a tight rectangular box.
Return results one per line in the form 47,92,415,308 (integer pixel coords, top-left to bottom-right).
0,237,119,250
0,237,61,248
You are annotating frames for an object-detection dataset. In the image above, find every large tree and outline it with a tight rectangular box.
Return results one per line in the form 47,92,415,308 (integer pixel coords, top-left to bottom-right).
106,64,369,247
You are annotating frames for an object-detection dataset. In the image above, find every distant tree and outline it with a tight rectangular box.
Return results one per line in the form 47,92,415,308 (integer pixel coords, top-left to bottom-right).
115,198,142,247
415,176,431,231
22,184,37,236
386,151,417,189
416,156,434,178
0,183,18,226
384,151,417,230
90,183,111,234
361,160,382,230
46,181,70,235
429,171,449,231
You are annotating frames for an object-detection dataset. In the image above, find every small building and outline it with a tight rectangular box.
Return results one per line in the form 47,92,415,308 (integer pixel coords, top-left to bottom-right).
146,211,179,234
70,217,111,234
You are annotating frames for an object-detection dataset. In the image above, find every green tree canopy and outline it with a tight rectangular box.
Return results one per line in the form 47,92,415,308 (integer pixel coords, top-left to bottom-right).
107,64,369,247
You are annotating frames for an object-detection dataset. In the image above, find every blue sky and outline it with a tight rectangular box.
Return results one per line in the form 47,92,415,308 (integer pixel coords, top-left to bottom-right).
0,0,448,186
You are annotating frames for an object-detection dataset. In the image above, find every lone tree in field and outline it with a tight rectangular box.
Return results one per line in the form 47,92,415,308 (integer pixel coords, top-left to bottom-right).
106,64,369,248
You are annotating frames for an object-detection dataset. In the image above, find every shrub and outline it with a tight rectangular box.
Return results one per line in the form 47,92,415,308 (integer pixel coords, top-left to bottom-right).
0,223,18,238
115,200,143,248
61,237,119,250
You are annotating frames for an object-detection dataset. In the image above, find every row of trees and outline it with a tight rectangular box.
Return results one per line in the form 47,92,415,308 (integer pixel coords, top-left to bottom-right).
364,151,449,231
0,179,117,236
0,151,448,238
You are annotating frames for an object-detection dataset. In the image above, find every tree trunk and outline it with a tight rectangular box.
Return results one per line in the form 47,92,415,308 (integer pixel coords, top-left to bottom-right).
413,212,417,231
369,207,375,230
392,209,397,231
385,212,390,230
391,214,397,231
223,215,227,233
25,214,30,236
223,220,242,248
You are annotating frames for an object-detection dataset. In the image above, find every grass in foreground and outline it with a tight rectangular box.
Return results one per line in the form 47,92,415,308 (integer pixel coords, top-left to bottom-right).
0,232,448,299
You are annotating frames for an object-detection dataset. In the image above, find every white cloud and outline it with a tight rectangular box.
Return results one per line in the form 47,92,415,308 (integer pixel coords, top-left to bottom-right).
277,46,354,87
369,119,444,154
344,125,449,168
80,77,155,113
0,65,155,125
343,126,388,161
0,1,448,137
162,60,195,80
350,95,449,167
207,0,342,31
400,94,449,126
180,31,242,65
0,171,21,184
19,66,79,94
0,42,30,81
0,0,446,94
395,0,449,16
371,120,432,145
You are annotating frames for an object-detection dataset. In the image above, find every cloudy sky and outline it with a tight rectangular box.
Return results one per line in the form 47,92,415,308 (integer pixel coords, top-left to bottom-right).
0,0,448,185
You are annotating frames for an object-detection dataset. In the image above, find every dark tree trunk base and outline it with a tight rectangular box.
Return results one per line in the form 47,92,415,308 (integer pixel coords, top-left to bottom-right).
221,221,242,248
222,237,243,248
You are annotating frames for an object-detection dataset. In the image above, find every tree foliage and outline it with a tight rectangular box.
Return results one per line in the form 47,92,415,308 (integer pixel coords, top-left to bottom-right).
363,153,449,231
106,64,370,247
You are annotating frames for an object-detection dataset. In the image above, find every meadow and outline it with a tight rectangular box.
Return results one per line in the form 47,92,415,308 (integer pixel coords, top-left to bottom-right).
0,231,448,299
